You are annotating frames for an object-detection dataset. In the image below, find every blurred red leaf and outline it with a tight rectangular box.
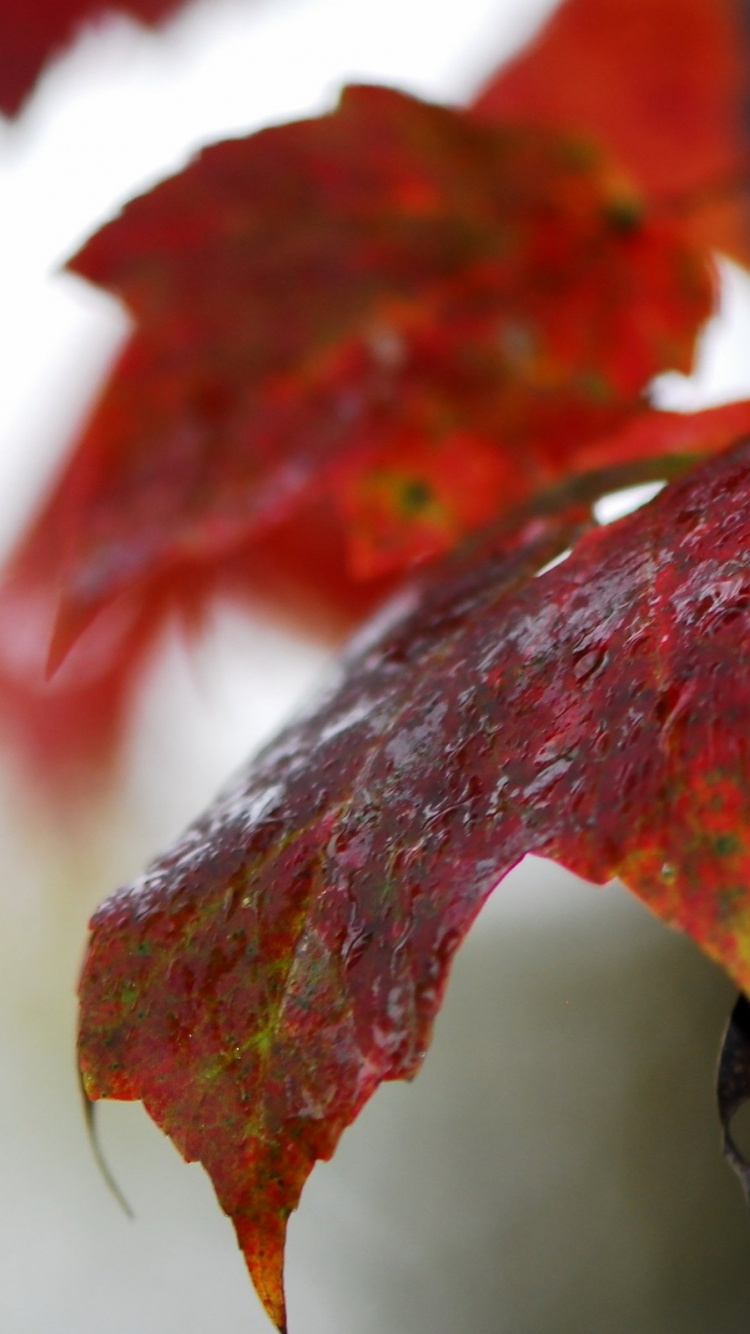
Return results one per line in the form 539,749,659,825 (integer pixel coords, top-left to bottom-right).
473,0,750,265
0,0,183,116
79,427,750,1328
55,86,713,624
0,85,714,785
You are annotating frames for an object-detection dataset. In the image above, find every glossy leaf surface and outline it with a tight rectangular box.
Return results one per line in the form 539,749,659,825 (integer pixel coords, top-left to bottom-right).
8,398,750,793
0,0,182,115
0,85,714,783
80,433,750,1329
473,0,750,264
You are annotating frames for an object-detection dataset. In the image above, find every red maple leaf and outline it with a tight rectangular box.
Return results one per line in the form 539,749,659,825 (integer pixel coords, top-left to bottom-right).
473,0,750,266
79,425,750,1330
0,0,184,116
0,86,713,786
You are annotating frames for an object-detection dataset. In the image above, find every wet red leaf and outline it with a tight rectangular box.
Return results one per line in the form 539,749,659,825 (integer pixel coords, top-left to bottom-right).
0,0,182,116
7,398,750,794
473,0,750,265
0,85,713,785
79,429,750,1329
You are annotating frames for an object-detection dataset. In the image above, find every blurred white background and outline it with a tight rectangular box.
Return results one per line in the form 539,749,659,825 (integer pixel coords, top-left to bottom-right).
2,1,750,1330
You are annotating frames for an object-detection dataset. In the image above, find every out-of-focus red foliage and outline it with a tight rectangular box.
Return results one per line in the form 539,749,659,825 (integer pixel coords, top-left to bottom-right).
0,0,183,116
24,0,750,1322
80,432,750,1330
0,86,714,788
473,0,750,266
556,399,750,474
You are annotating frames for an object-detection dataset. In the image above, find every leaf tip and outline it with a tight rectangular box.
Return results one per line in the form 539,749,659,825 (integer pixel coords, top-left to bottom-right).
45,594,102,680
235,1211,289,1332
45,609,78,680
78,1066,135,1220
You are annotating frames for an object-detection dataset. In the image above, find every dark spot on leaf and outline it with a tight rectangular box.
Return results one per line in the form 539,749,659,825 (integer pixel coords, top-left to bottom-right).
400,479,433,514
